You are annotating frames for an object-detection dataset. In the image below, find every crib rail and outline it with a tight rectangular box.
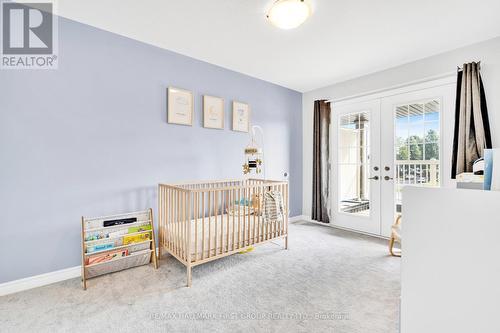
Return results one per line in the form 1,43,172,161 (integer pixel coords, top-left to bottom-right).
158,179,289,286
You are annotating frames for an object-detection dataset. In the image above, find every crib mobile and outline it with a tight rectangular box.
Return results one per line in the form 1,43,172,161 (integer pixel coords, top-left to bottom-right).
243,125,265,176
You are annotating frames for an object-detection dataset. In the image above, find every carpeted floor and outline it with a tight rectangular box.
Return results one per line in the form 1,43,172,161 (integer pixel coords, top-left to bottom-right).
0,221,400,333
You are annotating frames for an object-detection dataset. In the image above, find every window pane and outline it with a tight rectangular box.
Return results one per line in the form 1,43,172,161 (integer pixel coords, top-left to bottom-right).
409,103,424,118
395,145,409,161
409,144,423,160
424,122,439,142
424,142,439,160
409,122,424,142
425,100,440,121
395,117,409,143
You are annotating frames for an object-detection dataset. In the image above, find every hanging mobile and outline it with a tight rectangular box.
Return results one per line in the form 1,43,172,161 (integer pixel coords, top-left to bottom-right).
242,125,265,177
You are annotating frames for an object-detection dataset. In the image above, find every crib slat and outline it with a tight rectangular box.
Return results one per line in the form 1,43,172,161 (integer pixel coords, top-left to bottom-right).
247,186,251,246
232,189,236,251
181,191,184,261
226,190,229,252
175,190,179,258
214,189,218,257
237,188,241,249
257,185,261,244
166,187,170,248
179,190,183,259
166,187,169,251
194,191,198,261
182,191,186,261
202,191,205,260
165,187,168,250
174,189,178,258
171,188,174,253
252,186,256,245
220,190,224,255
187,191,190,261
243,187,246,248
168,187,171,250
208,191,211,258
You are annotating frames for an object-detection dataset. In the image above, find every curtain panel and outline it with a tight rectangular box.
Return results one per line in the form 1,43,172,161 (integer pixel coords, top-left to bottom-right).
312,100,331,223
451,62,492,178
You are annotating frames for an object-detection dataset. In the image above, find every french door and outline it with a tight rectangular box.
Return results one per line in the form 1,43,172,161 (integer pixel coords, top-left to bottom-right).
331,100,382,235
331,82,455,237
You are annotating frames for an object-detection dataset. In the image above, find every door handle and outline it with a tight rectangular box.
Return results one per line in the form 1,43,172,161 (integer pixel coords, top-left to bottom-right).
368,176,379,180
384,176,394,181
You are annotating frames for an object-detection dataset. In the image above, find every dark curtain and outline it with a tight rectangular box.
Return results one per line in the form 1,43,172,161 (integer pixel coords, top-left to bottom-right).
312,100,331,223
451,62,492,178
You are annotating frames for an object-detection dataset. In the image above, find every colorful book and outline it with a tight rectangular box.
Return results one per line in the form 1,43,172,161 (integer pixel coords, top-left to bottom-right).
128,224,152,233
86,242,114,253
123,232,151,245
85,231,108,241
86,249,128,265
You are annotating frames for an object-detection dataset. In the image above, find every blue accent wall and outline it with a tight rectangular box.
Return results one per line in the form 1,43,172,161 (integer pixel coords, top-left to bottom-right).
0,17,302,282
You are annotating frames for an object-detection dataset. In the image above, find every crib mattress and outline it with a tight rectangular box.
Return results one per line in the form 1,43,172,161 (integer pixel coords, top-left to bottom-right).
165,214,284,261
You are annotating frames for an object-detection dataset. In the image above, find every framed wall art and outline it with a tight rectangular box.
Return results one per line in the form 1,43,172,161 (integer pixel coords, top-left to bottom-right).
203,95,224,129
167,87,194,126
232,101,250,132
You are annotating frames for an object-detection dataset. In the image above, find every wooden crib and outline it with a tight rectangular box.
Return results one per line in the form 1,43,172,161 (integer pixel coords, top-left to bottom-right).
158,179,289,286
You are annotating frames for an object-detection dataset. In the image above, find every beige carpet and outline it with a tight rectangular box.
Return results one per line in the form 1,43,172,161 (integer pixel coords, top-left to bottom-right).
0,221,400,332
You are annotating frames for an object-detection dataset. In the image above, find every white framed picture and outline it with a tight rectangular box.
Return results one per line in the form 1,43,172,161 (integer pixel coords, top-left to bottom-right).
232,101,250,132
167,87,194,126
203,95,224,129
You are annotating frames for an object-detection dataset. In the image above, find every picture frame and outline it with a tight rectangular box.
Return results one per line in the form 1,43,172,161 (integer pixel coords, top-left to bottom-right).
232,101,250,132
203,95,224,129
167,87,194,126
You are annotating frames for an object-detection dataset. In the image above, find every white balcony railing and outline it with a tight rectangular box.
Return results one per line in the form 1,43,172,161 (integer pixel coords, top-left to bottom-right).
395,159,439,206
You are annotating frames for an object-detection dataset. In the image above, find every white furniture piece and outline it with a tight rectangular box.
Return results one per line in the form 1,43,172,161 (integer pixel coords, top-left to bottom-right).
401,187,500,333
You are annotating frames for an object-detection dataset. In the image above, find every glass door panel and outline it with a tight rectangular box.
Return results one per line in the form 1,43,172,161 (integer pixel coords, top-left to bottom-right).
393,99,441,213
332,99,381,235
338,112,371,217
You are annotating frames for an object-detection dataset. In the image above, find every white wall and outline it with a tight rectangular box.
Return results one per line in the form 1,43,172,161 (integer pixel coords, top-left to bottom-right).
302,37,500,216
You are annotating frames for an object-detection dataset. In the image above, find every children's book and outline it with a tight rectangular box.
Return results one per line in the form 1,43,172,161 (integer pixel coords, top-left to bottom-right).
86,242,114,253
123,232,151,245
86,249,128,265
128,224,152,234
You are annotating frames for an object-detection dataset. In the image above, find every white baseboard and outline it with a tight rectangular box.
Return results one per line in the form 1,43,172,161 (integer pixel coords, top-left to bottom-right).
0,265,81,297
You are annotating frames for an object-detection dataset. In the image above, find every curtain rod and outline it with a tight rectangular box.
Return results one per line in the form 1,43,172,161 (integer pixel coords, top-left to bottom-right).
457,61,481,72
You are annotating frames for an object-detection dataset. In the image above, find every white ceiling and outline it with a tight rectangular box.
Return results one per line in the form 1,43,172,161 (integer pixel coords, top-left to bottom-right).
55,0,500,92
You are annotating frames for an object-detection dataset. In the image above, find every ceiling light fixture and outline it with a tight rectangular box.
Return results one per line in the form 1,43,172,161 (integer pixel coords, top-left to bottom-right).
266,0,311,30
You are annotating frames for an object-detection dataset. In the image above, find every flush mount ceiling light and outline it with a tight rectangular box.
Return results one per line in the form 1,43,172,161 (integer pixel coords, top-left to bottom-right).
266,0,311,30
